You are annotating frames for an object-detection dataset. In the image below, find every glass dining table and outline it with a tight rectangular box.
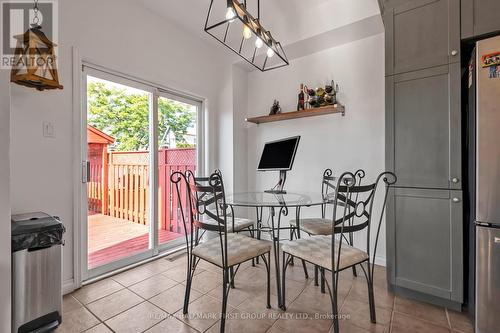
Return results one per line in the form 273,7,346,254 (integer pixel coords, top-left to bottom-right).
225,191,331,310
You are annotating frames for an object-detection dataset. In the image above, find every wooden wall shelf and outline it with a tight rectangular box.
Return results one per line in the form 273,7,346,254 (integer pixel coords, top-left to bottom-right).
245,104,345,125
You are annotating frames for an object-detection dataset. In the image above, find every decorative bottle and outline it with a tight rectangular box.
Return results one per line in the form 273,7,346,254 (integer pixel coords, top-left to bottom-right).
297,83,305,111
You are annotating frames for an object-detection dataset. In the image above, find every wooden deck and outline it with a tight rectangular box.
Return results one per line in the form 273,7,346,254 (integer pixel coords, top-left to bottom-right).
88,214,182,269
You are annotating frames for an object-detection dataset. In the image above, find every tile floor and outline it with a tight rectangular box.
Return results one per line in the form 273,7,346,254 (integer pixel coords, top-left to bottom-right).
59,253,473,333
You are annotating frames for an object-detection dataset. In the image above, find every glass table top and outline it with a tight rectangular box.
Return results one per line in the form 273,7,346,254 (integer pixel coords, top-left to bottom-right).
225,191,331,208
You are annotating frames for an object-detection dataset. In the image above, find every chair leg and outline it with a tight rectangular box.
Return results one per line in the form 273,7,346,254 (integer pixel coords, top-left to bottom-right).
314,265,319,286
352,265,358,277
289,228,294,266
183,256,195,314
301,260,309,279
331,289,340,333
281,252,287,311
266,252,271,309
250,229,256,267
220,268,230,333
321,268,326,294
229,267,235,289
368,279,376,323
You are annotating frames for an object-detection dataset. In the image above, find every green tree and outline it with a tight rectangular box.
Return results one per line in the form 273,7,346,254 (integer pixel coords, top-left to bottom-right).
87,81,195,151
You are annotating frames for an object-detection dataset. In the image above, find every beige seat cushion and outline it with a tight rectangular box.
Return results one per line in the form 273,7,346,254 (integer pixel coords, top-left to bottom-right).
290,218,333,236
281,236,368,271
201,216,254,232
193,233,271,267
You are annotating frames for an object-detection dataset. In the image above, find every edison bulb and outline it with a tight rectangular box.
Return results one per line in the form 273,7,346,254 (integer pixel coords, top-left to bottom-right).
255,37,263,48
267,47,275,57
225,7,236,22
243,25,252,39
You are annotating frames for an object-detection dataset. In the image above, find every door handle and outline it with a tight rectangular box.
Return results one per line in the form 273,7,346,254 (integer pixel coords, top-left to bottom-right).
451,50,458,56
451,177,459,184
82,161,90,183
452,197,460,203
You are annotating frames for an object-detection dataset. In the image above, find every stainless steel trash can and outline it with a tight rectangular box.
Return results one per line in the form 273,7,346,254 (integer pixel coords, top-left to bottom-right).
11,212,65,333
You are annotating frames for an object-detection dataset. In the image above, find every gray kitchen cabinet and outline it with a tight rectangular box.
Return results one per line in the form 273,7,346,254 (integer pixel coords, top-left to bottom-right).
386,63,461,190
462,0,500,39
386,187,463,303
384,0,460,75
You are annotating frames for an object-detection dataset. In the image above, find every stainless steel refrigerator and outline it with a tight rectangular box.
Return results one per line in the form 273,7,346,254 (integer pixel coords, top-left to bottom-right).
468,35,500,333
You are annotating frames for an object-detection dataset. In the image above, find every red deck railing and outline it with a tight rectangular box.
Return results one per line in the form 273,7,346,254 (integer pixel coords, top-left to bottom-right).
87,148,196,233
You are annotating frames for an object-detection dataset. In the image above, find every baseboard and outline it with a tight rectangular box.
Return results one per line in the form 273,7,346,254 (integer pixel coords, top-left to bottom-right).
374,255,386,267
63,279,76,295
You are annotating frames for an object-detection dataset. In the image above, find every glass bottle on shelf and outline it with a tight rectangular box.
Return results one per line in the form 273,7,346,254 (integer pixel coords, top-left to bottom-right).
297,83,305,111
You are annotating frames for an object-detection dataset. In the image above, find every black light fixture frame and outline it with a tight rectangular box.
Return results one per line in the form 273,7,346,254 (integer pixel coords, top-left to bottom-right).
204,0,289,72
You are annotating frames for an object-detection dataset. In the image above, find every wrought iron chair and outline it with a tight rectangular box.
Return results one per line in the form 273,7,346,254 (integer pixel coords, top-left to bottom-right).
281,171,396,333
194,174,254,235
171,170,272,333
192,172,259,284
289,169,365,288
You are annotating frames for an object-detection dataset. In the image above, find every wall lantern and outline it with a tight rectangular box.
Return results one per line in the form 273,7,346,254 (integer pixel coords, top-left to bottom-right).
10,0,63,91
204,0,289,72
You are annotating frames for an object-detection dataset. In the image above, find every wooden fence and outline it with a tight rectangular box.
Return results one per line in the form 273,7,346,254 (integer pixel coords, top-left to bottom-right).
87,148,196,232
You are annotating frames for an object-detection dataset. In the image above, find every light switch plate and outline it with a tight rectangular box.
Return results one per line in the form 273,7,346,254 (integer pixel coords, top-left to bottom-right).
43,121,55,138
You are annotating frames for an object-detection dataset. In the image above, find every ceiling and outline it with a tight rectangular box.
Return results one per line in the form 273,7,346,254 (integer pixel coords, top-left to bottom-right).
137,0,381,64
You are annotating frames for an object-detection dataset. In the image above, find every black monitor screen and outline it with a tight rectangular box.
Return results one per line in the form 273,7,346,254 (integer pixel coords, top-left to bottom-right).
258,136,300,171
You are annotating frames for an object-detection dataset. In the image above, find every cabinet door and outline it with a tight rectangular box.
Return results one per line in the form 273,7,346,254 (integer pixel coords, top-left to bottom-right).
386,188,463,302
474,0,500,37
385,0,460,75
462,0,500,38
386,64,461,189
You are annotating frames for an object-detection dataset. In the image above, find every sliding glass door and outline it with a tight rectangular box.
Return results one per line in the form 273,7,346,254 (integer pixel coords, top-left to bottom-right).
82,66,202,279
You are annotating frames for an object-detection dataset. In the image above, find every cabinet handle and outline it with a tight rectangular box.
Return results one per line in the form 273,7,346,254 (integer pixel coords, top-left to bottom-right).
451,177,459,183
451,50,458,56
452,197,460,203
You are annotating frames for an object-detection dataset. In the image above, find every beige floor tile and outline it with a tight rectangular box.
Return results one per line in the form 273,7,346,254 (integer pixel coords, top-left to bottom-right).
340,298,391,333
106,301,166,333
164,263,205,283
84,323,113,333
447,309,473,333
272,276,310,302
208,279,264,307
281,261,315,283
271,303,334,333
87,288,143,321
236,292,284,326
175,294,234,332
141,258,176,274
333,321,374,332
62,295,83,314
190,270,222,293
348,279,394,310
394,296,448,327
72,278,124,304
391,312,450,333
56,307,100,333
145,315,198,333
128,274,178,299
292,276,352,314
150,283,202,314
205,308,275,333
111,264,159,287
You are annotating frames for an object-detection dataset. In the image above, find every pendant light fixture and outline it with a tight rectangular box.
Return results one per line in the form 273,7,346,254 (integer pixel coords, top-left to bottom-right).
10,0,63,91
205,0,289,72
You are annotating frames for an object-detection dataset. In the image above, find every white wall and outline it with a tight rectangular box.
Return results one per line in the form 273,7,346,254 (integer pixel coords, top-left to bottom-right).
246,34,387,262
9,0,232,289
0,68,11,332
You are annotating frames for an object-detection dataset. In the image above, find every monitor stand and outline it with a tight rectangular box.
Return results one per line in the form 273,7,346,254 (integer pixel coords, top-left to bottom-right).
265,170,287,194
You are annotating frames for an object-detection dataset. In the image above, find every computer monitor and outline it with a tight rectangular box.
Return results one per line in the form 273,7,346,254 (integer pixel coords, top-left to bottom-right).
258,136,300,193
